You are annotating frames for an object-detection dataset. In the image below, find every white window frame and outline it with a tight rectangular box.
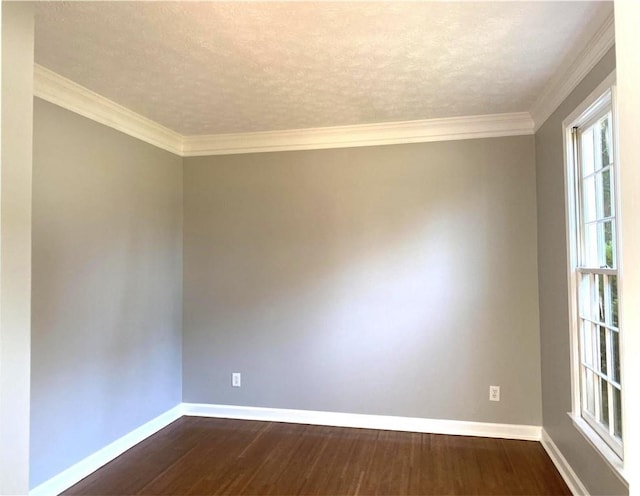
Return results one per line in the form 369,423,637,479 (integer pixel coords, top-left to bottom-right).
563,71,627,482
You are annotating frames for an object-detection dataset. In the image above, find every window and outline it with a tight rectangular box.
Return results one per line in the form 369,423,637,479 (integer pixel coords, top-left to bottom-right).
565,80,624,461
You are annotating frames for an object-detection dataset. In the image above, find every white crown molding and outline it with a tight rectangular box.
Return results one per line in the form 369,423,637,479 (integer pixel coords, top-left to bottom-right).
182,112,534,156
182,403,542,441
529,12,615,132
34,65,533,157
33,64,183,156
541,429,590,496
28,404,184,496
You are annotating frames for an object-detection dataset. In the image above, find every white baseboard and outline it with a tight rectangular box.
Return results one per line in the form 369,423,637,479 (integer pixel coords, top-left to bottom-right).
541,429,590,496
29,402,544,496
182,403,542,441
29,404,184,496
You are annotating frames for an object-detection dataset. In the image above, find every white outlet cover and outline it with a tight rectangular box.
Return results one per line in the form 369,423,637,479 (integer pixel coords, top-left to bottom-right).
489,385,500,401
232,372,241,387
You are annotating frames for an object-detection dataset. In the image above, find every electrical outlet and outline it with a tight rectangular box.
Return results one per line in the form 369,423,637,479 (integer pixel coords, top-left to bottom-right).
232,372,241,388
489,385,500,402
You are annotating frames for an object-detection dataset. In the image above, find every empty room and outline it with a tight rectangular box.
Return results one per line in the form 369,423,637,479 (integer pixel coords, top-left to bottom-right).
1,1,639,495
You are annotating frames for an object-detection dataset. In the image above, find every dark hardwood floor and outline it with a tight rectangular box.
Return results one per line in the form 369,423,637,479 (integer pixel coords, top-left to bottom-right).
63,417,571,495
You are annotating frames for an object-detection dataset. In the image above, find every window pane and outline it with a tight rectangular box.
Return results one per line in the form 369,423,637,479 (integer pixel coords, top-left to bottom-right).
603,221,615,268
594,120,604,172
605,274,612,325
612,330,620,383
600,378,609,428
583,175,597,222
611,275,619,327
600,169,612,218
582,127,596,176
584,368,596,415
579,273,592,318
584,223,599,267
599,326,608,375
596,274,605,322
613,387,623,440
601,115,612,167
583,321,594,367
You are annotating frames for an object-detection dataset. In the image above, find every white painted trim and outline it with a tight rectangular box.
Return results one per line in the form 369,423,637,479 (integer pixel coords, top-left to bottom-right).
33,65,533,157
562,72,616,132
530,12,615,131
33,64,183,156
28,405,184,496
614,5,640,493
181,113,534,156
562,70,616,422
28,402,543,496
181,403,542,441
568,413,627,487
541,429,591,496
31,10,614,156
560,71,630,474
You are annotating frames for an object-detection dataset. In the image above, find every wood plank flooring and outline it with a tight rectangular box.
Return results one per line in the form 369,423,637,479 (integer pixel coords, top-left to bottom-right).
63,417,570,495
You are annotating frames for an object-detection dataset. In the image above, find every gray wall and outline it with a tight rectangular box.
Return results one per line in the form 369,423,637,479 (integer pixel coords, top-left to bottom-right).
535,47,627,495
183,137,542,426
30,99,183,488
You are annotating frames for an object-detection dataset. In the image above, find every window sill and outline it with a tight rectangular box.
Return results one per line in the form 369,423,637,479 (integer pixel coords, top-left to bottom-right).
567,412,628,488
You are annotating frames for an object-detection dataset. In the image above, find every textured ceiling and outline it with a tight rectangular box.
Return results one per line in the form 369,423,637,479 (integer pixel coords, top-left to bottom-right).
35,2,612,136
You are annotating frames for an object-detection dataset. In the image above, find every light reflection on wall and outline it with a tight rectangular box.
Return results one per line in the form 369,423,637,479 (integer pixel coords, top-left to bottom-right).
183,138,541,425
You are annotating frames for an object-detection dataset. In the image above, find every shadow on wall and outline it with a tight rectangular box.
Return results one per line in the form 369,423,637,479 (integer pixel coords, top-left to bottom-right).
30,98,184,488
183,139,540,422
